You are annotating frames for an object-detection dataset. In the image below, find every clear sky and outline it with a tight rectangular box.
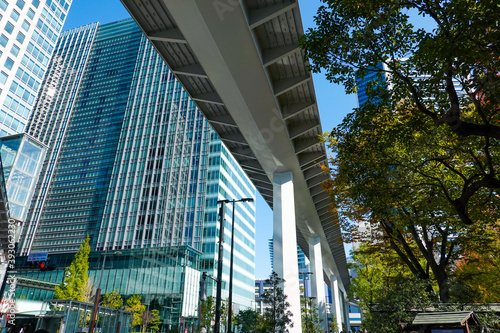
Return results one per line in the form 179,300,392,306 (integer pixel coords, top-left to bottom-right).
62,0,357,279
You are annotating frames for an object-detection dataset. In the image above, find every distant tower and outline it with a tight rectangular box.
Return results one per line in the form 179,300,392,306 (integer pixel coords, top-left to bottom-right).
268,238,310,274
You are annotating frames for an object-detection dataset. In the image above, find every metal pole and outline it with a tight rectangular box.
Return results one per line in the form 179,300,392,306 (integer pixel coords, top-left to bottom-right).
199,272,208,333
214,201,227,333
89,255,106,333
227,198,252,333
227,200,236,333
198,297,202,333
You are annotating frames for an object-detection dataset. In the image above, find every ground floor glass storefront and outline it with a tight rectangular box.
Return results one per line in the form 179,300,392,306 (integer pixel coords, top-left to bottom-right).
9,246,202,329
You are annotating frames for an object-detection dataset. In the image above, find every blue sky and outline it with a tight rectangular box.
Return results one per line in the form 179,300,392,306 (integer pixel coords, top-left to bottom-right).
63,0,357,278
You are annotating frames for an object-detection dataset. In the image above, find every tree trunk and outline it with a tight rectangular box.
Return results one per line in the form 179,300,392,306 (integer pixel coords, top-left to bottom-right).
435,270,450,303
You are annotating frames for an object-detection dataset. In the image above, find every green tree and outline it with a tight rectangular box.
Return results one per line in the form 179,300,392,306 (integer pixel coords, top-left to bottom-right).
101,289,123,309
365,278,436,333
125,295,146,329
235,308,261,333
221,299,228,331
301,296,322,333
201,296,215,329
318,100,499,301
261,272,293,333
349,239,500,331
141,309,161,333
329,317,338,333
300,0,500,225
149,309,162,332
349,244,436,333
54,235,90,301
348,244,432,308
451,221,500,302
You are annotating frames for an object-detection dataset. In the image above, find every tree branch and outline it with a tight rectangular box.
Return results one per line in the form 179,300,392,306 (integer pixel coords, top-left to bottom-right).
380,220,421,277
453,175,500,224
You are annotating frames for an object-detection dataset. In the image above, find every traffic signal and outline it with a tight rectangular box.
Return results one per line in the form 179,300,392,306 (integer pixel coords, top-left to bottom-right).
28,261,52,270
41,262,56,271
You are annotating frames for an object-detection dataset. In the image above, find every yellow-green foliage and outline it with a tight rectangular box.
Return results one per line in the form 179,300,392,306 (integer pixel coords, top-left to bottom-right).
54,235,90,301
125,294,145,328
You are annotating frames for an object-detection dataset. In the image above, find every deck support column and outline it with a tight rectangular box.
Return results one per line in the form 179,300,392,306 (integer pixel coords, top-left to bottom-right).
273,171,301,333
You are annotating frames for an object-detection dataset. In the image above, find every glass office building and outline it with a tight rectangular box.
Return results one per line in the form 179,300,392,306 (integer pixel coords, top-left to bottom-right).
13,246,201,328
0,132,45,289
355,62,465,108
204,136,256,307
16,19,256,309
0,0,70,136
268,238,310,275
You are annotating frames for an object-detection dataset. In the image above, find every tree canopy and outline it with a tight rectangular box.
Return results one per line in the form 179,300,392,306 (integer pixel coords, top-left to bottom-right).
200,296,215,329
299,0,500,302
452,221,500,302
54,235,90,301
141,309,161,333
301,295,322,333
300,0,500,137
300,0,500,225
261,272,293,333
320,98,499,300
349,243,435,333
125,294,146,329
235,308,261,333
101,289,123,309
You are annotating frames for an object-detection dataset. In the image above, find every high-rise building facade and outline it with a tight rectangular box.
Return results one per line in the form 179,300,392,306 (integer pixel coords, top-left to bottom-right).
204,137,256,306
355,62,465,108
0,0,70,136
17,19,256,308
268,238,310,276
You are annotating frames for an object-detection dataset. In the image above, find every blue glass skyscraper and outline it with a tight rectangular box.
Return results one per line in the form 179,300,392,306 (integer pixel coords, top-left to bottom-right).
17,19,256,308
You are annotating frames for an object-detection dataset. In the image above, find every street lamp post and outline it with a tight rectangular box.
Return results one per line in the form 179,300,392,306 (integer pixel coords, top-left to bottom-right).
214,200,228,333
299,272,313,333
214,198,254,333
228,198,253,333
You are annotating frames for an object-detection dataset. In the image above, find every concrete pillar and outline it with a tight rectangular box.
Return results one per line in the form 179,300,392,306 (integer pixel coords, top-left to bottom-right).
343,291,351,333
331,277,343,333
273,171,301,333
309,236,328,332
